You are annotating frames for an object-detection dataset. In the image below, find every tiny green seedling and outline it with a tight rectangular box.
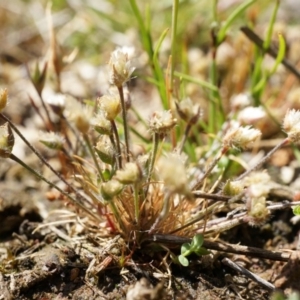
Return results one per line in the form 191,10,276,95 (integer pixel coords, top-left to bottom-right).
293,205,300,216
178,234,210,267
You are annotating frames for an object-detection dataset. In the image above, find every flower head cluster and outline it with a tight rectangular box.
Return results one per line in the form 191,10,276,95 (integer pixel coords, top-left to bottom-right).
283,109,300,143
223,124,261,150
108,47,135,87
175,97,202,124
149,110,177,134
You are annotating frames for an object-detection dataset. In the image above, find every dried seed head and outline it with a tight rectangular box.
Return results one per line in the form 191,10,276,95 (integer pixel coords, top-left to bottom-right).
175,98,202,124
0,88,8,112
149,110,177,134
223,125,261,150
101,180,123,201
39,131,65,150
98,94,121,121
108,47,135,87
0,123,14,158
230,93,252,110
115,162,142,184
283,109,300,143
157,153,192,197
95,138,114,165
91,111,112,135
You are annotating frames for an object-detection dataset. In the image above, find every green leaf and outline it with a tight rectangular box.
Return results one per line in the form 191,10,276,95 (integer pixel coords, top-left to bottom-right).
269,33,286,75
153,28,169,65
270,291,285,300
293,205,300,216
217,0,256,45
195,248,210,256
174,71,219,93
178,255,189,267
102,169,112,181
181,243,191,255
191,234,204,249
263,0,280,50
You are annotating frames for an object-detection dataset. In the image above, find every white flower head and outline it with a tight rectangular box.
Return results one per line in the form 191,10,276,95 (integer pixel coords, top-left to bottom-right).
108,47,135,87
101,180,123,201
238,106,266,125
46,93,66,107
157,153,191,196
64,95,82,118
115,162,142,184
45,93,66,115
149,110,177,134
98,93,121,121
283,109,300,143
74,105,94,134
95,137,114,165
230,93,252,110
91,111,112,135
65,97,93,134
39,131,65,150
223,125,261,150
175,97,202,124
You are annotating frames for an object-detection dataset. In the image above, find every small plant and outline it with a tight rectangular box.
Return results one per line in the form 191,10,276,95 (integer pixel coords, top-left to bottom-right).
178,234,210,267
1,15,299,244
292,205,300,216
2,3,300,295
